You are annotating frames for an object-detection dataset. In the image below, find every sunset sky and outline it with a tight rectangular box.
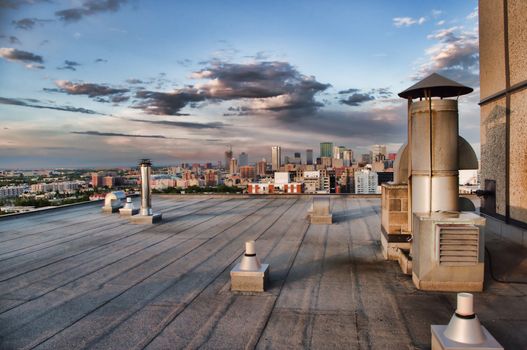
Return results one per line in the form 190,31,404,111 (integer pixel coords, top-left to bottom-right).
0,0,480,168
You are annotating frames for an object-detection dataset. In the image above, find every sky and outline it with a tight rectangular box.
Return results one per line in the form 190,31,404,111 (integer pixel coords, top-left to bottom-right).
0,0,480,168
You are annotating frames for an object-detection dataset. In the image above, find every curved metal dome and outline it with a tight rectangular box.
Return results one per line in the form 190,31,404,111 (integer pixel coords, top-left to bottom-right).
398,73,473,99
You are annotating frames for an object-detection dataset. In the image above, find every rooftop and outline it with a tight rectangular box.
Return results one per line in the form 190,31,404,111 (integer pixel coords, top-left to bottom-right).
0,196,526,349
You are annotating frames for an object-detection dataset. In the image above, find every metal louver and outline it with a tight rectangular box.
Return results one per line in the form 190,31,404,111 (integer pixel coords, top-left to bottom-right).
436,224,479,266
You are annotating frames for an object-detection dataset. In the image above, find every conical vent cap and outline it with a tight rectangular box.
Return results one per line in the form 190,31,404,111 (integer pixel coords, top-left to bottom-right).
398,73,473,99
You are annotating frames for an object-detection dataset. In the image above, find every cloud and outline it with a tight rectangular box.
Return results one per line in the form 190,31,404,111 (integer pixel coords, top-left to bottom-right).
110,95,129,103
55,80,129,97
393,16,426,27
340,93,375,106
372,87,393,98
125,78,145,84
431,9,443,18
338,88,360,94
55,0,128,23
337,87,392,106
94,58,107,63
0,96,103,115
273,106,406,142
176,59,192,67
0,0,50,9
436,20,445,26
129,119,228,129
0,47,42,63
194,61,329,118
0,35,21,45
0,47,44,68
12,18,53,30
70,130,168,139
57,60,81,71
133,89,207,115
416,25,479,86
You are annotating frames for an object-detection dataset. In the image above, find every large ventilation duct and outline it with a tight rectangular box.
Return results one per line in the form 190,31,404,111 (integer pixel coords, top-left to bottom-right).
395,73,486,292
410,99,459,213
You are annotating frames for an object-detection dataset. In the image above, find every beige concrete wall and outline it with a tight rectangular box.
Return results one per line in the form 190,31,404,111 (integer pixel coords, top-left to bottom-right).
480,98,507,216
479,0,506,99
381,184,408,234
508,0,527,86
510,89,527,223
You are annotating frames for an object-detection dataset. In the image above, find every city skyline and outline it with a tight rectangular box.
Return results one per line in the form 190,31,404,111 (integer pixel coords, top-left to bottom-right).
1,0,479,167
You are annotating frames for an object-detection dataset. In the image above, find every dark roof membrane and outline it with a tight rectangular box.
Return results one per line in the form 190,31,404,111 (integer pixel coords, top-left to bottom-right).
398,73,473,99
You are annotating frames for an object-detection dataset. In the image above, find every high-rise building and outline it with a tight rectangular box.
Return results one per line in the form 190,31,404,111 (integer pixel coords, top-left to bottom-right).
271,146,281,170
371,144,387,162
320,142,333,158
343,149,353,167
224,148,233,170
306,149,313,165
291,152,301,165
204,169,218,186
361,153,371,164
239,165,256,179
257,159,267,176
354,168,379,194
321,157,332,168
333,145,346,159
229,158,238,175
238,152,248,166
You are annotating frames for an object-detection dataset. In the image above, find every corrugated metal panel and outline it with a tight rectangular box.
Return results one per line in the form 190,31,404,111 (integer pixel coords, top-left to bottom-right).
436,224,479,266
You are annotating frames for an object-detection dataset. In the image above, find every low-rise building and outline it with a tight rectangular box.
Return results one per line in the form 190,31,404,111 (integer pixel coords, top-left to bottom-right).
247,183,275,194
0,186,27,198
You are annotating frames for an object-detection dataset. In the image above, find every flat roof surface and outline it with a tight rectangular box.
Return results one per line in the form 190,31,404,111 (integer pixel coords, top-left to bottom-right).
0,196,525,349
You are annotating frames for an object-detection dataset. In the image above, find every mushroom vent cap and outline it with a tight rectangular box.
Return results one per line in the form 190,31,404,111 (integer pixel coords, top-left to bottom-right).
398,73,473,99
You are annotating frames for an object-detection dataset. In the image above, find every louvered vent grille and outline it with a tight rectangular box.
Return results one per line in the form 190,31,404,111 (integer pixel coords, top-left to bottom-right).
436,224,479,266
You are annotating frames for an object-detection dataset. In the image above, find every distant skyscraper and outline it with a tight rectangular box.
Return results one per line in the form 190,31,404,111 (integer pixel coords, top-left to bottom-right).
238,152,248,166
257,159,267,176
320,142,333,158
271,146,281,170
321,157,332,168
292,152,302,165
333,145,346,159
229,158,238,174
343,149,353,167
361,153,371,164
224,148,233,170
371,144,387,162
306,149,313,165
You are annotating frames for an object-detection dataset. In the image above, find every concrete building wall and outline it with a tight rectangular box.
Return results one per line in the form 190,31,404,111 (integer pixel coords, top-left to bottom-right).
508,0,527,86
479,0,527,227
510,90,527,223
480,99,507,216
479,0,506,99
